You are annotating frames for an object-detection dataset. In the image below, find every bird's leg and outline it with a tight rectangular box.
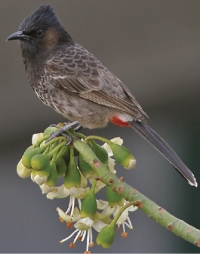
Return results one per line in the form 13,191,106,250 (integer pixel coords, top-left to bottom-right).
74,124,82,132
46,121,79,143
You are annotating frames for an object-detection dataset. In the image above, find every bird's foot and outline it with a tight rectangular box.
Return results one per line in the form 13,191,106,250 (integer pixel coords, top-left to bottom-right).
46,121,79,144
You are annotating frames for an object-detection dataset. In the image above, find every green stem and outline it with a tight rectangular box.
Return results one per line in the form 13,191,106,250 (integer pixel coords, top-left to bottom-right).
85,135,110,144
49,140,59,151
51,151,58,164
69,145,74,161
73,138,200,248
90,179,97,194
42,136,67,150
74,132,86,139
48,140,67,157
34,135,49,147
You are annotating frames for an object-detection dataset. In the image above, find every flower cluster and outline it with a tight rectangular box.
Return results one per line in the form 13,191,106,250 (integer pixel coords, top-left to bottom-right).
17,125,138,253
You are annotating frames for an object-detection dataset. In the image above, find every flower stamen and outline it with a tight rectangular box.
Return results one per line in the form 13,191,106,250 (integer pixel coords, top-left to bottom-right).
60,228,79,243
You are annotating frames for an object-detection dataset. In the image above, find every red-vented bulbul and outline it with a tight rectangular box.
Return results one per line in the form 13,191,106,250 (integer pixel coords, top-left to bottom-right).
7,5,197,186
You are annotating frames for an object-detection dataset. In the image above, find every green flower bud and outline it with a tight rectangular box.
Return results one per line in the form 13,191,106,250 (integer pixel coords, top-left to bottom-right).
31,154,51,171
108,142,136,169
22,147,44,169
64,147,81,189
78,153,95,178
45,162,58,187
89,139,108,164
56,157,67,177
24,145,35,153
17,159,32,178
96,224,115,248
43,126,58,136
106,186,124,207
80,192,97,220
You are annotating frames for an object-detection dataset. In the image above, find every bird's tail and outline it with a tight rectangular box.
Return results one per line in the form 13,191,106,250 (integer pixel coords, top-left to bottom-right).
130,120,197,187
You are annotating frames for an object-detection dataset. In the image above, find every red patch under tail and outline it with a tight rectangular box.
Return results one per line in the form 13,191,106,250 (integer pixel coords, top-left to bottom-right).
110,116,131,127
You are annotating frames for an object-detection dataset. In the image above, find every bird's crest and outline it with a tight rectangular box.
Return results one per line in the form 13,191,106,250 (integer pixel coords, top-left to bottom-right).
19,5,62,32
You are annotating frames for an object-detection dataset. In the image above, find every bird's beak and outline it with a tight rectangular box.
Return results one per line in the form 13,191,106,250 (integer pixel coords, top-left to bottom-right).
7,31,30,41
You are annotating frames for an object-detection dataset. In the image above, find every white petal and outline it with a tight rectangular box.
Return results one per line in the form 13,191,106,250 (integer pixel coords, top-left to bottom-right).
96,199,108,210
70,186,90,198
96,200,115,218
31,173,47,185
102,143,113,156
32,133,43,145
80,173,88,188
117,209,129,225
92,218,108,232
40,183,56,194
47,184,70,199
101,205,115,217
95,180,105,192
107,157,116,174
74,217,93,230
126,158,137,170
56,207,80,222
102,137,123,156
110,137,123,146
124,200,138,212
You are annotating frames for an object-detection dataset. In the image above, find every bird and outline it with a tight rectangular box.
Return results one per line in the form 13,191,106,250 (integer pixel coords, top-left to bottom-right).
7,4,197,187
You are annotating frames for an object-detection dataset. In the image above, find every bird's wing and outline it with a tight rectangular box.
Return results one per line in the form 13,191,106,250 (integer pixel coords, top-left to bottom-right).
45,44,148,121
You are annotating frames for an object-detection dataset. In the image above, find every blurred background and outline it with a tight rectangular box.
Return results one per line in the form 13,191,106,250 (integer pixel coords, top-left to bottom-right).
1,0,200,252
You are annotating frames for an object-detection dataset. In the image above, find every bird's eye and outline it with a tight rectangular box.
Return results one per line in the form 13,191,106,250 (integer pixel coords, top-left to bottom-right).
35,29,43,37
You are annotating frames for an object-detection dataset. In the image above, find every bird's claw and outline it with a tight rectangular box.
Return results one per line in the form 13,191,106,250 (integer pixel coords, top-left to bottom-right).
60,133,73,145
45,121,79,144
49,123,57,127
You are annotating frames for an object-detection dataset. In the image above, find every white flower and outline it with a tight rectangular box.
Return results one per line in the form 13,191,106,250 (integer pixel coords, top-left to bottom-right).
57,212,107,252
97,199,137,231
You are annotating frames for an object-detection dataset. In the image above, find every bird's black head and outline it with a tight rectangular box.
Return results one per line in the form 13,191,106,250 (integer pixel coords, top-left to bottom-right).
7,5,73,58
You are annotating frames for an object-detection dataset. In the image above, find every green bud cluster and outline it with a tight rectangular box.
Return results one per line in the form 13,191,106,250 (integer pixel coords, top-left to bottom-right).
19,127,72,186
17,125,138,252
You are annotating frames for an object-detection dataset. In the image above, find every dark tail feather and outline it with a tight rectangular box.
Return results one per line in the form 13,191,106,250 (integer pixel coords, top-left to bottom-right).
130,120,197,187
